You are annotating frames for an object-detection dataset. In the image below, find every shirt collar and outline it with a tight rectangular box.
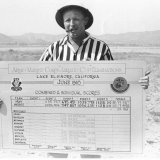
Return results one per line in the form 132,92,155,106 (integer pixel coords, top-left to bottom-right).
61,32,91,46
82,32,90,44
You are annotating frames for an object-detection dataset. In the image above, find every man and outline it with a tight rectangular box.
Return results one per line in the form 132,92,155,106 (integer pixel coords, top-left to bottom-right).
39,4,149,89
40,5,113,61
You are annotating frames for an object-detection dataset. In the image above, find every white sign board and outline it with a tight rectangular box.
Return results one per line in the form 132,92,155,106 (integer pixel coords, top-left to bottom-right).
0,61,145,154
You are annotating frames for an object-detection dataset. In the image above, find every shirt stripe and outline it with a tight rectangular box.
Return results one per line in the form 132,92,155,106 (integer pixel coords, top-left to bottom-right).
66,46,70,61
91,39,97,60
80,40,88,60
83,38,91,60
94,41,100,60
88,38,94,59
76,46,83,61
39,33,113,61
62,45,67,61
96,42,104,60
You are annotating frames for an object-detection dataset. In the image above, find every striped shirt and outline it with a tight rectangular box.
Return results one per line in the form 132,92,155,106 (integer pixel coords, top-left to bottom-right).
39,33,113,61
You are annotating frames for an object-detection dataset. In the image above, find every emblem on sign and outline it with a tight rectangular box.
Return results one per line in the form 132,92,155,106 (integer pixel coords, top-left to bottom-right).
111,77,129,93
11,78,22,91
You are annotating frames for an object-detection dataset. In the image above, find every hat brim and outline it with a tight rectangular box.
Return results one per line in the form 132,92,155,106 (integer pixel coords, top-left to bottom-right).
55,5,93,30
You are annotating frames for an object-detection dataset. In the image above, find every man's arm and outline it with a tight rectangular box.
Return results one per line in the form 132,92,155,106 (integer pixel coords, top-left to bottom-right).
100,47,113,60
104,48,113,60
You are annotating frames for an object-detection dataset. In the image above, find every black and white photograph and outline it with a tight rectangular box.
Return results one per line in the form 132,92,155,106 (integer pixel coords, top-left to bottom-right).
0,0,160,159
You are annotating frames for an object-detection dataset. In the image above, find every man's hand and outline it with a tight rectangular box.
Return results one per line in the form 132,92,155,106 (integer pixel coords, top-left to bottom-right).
139,71,150,89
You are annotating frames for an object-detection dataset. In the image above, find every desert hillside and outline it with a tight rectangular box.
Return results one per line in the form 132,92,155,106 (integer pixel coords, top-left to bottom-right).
0,30,160,46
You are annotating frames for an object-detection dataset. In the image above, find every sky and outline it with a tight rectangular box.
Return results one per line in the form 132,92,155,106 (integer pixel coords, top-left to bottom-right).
0,0,160,36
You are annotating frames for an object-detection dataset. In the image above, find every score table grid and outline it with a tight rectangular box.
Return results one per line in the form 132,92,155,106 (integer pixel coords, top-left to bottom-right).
11,96,131,152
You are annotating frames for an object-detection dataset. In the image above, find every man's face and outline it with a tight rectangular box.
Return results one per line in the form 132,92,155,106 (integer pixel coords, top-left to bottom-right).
63,9,88,39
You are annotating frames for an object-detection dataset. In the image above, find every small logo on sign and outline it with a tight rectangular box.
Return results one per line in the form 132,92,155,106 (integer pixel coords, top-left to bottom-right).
11,78,22,91
111,77,129,93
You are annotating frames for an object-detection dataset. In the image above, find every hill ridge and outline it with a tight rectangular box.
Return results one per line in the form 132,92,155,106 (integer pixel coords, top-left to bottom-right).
0,30,160,46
